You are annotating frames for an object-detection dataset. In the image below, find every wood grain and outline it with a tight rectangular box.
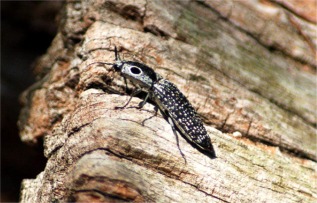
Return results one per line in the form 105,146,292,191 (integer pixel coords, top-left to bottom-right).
19,1,316,202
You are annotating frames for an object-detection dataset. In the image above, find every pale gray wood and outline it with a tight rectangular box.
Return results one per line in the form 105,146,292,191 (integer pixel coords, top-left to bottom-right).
19,1,317,202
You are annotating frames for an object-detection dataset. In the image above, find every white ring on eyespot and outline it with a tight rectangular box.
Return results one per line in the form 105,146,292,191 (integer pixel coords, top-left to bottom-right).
129,66,143,75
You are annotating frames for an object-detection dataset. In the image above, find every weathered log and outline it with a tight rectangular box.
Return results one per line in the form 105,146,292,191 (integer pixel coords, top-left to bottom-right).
19,1,316,202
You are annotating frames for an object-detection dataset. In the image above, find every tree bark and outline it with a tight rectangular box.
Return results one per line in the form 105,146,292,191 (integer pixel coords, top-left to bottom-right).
19,0,316,202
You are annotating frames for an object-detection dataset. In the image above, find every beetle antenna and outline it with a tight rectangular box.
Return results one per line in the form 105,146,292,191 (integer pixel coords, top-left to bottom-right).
115,46,121,61
86,61,114,67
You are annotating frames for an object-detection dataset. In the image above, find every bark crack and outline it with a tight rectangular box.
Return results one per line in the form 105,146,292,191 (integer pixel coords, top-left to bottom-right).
195,1,316,69
91,148,230,202
269,0,316,24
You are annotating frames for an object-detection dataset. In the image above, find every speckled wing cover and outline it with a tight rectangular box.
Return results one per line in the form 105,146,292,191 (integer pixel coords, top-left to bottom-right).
151,79,216,157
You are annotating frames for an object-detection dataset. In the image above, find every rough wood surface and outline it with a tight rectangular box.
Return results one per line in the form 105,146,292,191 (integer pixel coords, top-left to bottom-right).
19,1,316,202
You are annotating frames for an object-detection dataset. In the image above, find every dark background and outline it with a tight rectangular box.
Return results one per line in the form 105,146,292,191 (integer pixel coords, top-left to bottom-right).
1,2,63,201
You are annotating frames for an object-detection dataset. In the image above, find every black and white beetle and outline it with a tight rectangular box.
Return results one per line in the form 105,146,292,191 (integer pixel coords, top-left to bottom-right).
95,46,216,160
